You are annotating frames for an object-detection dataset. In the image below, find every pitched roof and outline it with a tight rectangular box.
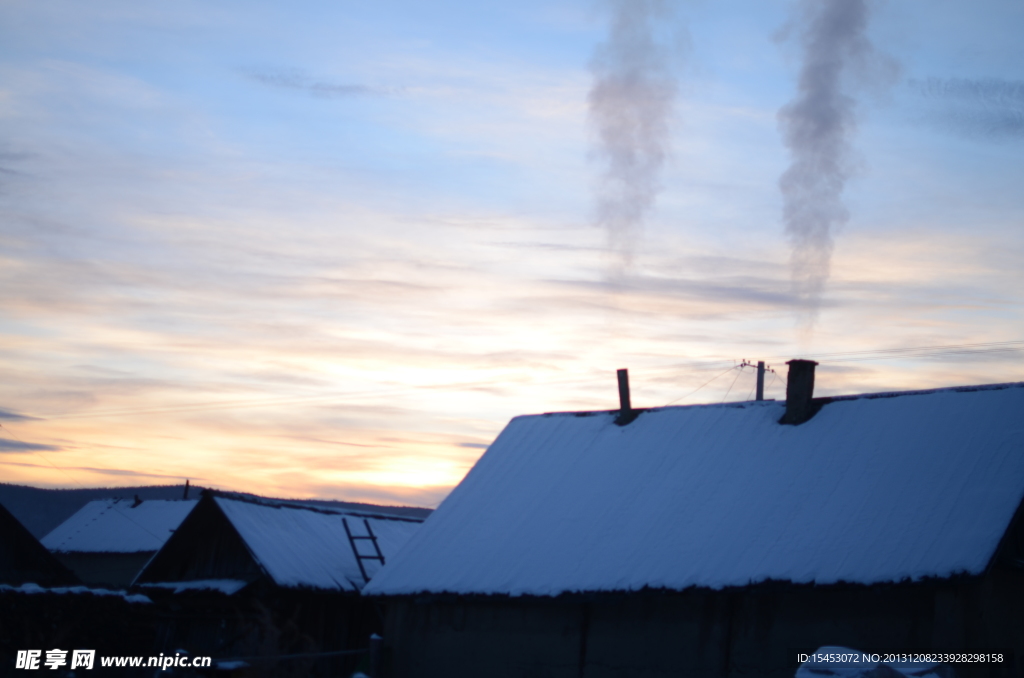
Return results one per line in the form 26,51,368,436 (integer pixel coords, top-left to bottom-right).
215,496,422,591
365,382,1024,597
136,494,423,592
41,499,197,554
0,501,78,586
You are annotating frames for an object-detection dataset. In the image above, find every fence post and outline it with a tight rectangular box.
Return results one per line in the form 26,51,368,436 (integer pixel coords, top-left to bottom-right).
369,633,383,678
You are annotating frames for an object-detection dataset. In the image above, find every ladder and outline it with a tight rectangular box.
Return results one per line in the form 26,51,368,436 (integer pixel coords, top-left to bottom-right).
342,517,385,585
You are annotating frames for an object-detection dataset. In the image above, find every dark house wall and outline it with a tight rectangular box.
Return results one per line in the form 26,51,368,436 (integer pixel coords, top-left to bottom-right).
380,568,1024,678
135,493,263,584
0,502,77,587
0,588,158,678
53,552,154,589
134,493,383,677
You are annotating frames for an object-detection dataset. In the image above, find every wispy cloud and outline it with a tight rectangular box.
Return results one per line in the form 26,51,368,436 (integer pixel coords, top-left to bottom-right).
245,68,391,99
0,408,39,421
0,439,62,452
909,77,1024,139
0,459,193,480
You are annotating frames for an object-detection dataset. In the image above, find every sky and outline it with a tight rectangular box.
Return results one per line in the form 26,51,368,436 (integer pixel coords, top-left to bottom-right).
1,0,1022,507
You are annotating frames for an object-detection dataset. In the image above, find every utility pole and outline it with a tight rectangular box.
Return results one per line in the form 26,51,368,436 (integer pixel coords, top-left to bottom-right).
756,361,765,401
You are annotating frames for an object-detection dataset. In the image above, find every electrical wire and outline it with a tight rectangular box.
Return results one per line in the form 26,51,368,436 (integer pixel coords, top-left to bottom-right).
15,339,1022,422
721,365,745,403
665,365,740,406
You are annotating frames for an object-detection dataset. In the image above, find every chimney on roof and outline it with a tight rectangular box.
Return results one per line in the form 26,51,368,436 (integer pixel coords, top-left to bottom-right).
617,369,632,413
614,368,638,426
780,359,819,425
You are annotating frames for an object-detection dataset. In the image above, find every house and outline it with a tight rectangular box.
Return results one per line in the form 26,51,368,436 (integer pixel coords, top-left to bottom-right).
134,492,424,676
41,497,197,588
363,361,1024,678
0,501,77,587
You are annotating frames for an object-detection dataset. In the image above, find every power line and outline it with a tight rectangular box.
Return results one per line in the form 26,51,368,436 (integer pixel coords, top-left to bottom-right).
665,365,740,406
720,366,744,403
13,339,1024,421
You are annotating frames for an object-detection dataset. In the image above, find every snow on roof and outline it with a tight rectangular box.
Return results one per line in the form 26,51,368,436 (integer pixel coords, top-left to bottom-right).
42,499,197,554
138,579,249,595
213,496,422,591
364,383,1024,597
1,582,152,604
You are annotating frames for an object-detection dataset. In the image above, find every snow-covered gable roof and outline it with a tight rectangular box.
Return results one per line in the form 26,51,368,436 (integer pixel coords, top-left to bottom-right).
198,496,420,592
42,499,197,554
365,382,1024,597
133,494,424,592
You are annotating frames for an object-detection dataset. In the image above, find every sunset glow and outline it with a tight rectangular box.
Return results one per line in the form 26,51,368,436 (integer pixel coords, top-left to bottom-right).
2,1,1022,506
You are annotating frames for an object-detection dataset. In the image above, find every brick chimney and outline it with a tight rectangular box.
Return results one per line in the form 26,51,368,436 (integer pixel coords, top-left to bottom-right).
780,359,819,425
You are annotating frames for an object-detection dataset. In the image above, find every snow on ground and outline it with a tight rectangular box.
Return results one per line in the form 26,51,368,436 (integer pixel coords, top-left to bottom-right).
365,383,1024,596
42,499,197,553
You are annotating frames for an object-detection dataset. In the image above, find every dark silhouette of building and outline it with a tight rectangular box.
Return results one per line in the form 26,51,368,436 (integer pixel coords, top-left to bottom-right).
42,497,196,588
365,367,1024,678
0,501,77,587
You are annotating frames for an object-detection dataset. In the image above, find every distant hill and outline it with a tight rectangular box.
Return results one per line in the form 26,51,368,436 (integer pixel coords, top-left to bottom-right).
0,483,432,539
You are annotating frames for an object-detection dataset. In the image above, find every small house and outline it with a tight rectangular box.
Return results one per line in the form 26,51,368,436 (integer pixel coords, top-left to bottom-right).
364,362,1024,678
41,497,197,588
134,492,423,676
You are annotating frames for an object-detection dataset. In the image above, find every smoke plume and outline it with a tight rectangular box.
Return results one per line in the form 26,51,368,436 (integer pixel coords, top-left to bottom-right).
589,0,678,273
777,0,896,326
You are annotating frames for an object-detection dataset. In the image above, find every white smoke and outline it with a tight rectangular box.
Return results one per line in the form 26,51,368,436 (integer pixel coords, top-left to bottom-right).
777,0,897,328
589,0,680,274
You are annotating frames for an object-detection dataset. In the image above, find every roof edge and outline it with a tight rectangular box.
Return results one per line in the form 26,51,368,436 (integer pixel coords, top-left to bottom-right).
206,490,425,523
525,380,1024,420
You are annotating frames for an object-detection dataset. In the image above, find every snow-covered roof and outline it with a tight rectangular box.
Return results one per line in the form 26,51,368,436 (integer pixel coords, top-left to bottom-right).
138,579,249,595
1,582,152,604
42,499,197,554
207,496,421,591
365,382,1024,597
132,494,424,592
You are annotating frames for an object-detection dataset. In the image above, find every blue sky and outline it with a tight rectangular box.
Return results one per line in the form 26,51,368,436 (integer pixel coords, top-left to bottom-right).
1,0,1022,506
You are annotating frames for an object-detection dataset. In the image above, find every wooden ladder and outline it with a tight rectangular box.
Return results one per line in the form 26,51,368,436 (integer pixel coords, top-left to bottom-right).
342,517,385,585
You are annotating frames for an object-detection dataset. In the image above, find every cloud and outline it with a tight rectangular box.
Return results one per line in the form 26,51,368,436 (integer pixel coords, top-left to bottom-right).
73,467,193,480
0,408,39,421
0,459,193,480
456,442,489,449
0,438,62,452
909,77,1024,139
245,68,389,99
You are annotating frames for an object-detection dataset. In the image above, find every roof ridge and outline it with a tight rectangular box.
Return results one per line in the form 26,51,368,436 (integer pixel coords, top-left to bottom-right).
210,492,425,523
532,380,1024,418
